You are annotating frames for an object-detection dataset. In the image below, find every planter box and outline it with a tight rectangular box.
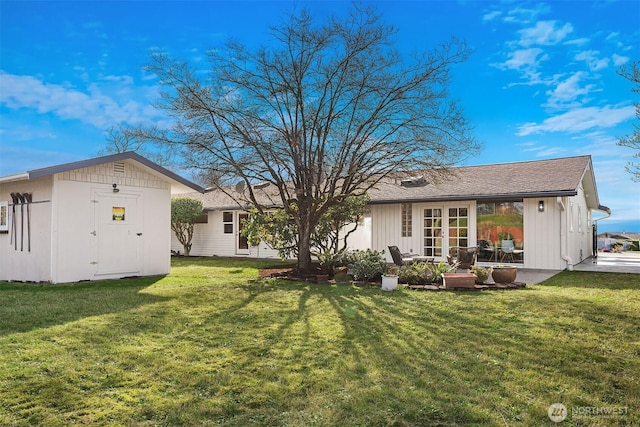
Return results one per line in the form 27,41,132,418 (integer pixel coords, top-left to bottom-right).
443,273,476,289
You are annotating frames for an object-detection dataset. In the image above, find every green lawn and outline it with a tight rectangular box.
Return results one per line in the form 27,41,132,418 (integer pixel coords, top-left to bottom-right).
0,258,638,426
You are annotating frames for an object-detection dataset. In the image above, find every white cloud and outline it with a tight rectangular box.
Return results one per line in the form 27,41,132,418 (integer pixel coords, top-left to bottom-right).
492,48,551,86
496,48,549,71
516,105,636,136
482,10,502,22
575,50,609,71
518,20,573,47
0,71,161,129
564,37,590,46
503,5,549,24
612,54,630,67
544,71,597,109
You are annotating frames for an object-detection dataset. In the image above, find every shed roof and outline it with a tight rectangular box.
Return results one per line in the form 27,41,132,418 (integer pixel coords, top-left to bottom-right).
0,152,204,194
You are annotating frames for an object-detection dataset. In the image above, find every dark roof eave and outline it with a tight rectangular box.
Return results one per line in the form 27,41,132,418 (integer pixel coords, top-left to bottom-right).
367,190,579,205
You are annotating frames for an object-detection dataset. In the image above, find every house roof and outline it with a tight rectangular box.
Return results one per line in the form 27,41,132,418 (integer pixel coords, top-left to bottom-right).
0,152,204,194
183,155,609,214
368,155,602,205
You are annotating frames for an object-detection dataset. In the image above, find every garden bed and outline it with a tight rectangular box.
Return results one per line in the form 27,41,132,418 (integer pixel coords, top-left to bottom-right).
406,282,526,291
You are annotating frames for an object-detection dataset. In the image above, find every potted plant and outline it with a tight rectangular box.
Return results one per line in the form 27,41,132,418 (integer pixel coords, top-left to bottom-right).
428,259,458,284
468,265,492,284
491,265,517,283
382,265,400,291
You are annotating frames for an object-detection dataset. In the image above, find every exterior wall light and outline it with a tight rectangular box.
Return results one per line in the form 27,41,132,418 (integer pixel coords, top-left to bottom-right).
538,200,544,212
112,183,120,193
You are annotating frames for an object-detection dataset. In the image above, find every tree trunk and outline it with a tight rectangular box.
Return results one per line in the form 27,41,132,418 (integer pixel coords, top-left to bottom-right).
297,221,313,274
183,243,191,257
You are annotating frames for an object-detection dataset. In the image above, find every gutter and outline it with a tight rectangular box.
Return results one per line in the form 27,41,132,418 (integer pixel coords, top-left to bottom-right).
557,196,573,271
368,190,579,205
0,172,30,184
592,204,612,223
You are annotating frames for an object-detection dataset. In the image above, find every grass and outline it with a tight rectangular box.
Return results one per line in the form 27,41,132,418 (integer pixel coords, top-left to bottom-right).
0,258,638,426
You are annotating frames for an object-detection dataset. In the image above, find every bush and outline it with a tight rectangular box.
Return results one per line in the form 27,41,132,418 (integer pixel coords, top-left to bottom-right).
348,249,386,282
428,260,458,283
398,262,433,285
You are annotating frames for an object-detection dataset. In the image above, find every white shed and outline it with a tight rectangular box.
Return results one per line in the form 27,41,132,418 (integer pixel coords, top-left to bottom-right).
0,152,203,283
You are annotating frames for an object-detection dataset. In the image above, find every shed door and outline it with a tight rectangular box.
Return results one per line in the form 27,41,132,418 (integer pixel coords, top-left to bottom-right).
93,191,142,276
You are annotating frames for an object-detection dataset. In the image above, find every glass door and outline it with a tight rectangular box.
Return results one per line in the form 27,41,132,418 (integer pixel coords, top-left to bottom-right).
447,207,469,249
423,206,470,259
423,208,443,257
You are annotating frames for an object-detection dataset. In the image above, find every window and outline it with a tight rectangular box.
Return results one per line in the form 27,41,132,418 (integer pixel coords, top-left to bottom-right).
569,201,574,232
476,201,524,264
578,205,582,233
401,203,412,237
223,211,233,234
194,212,208,224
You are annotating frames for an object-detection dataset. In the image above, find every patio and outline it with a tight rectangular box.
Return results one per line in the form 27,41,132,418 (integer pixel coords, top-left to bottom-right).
574,251,640,274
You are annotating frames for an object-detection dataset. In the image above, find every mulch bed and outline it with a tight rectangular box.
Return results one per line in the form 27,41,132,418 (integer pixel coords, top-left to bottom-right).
258,267,526,290
406,282,527,291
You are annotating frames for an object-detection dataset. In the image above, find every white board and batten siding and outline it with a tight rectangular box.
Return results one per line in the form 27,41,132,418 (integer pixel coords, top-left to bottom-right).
171,210,282,259
52,161,174,283
371,202,478,264
1,157,181,283
523,197,562,270
172,208,373,259
0,176,54,283
370,196,593,271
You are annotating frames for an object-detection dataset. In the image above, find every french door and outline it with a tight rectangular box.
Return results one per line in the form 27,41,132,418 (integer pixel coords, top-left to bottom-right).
423,206,469,259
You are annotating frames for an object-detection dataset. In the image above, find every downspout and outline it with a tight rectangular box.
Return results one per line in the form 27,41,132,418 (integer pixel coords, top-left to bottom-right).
557,196,573,271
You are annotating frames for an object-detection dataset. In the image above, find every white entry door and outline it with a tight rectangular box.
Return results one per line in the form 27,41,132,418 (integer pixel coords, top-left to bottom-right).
93,191,142,276
236,213,250,255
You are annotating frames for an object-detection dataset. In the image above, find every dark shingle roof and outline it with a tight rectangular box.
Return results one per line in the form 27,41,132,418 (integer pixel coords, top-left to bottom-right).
368,155,593,203
180,155,603,210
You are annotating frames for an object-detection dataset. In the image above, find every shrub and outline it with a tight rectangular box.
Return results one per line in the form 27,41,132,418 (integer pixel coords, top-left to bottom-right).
398,262,433,285
348,249,386,282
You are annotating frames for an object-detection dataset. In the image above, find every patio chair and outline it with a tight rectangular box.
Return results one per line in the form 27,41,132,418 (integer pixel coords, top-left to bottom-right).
388,246,425,266
447,246,478,270
500,240,524,262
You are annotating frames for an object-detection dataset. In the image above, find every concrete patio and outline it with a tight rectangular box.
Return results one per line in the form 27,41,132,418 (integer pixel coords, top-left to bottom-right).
484,251,640,285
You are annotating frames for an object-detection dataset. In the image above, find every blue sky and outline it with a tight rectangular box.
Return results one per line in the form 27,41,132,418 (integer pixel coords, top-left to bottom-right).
1,0,638,232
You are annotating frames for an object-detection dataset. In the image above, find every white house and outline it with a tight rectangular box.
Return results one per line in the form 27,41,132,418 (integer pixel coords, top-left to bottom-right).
0,152,202,283
173,155,610,271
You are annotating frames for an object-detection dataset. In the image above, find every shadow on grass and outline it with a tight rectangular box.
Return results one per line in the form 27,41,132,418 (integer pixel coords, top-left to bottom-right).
3,272,637,426
171,256,294,269
0,276,168,336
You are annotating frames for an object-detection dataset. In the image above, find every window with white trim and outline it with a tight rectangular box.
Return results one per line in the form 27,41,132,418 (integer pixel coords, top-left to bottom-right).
223,212,233,234
401,203,412,237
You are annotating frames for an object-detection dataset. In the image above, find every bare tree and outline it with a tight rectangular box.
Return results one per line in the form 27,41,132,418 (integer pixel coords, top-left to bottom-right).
98,124,174,167
617,60,640,182
135,5,479,273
